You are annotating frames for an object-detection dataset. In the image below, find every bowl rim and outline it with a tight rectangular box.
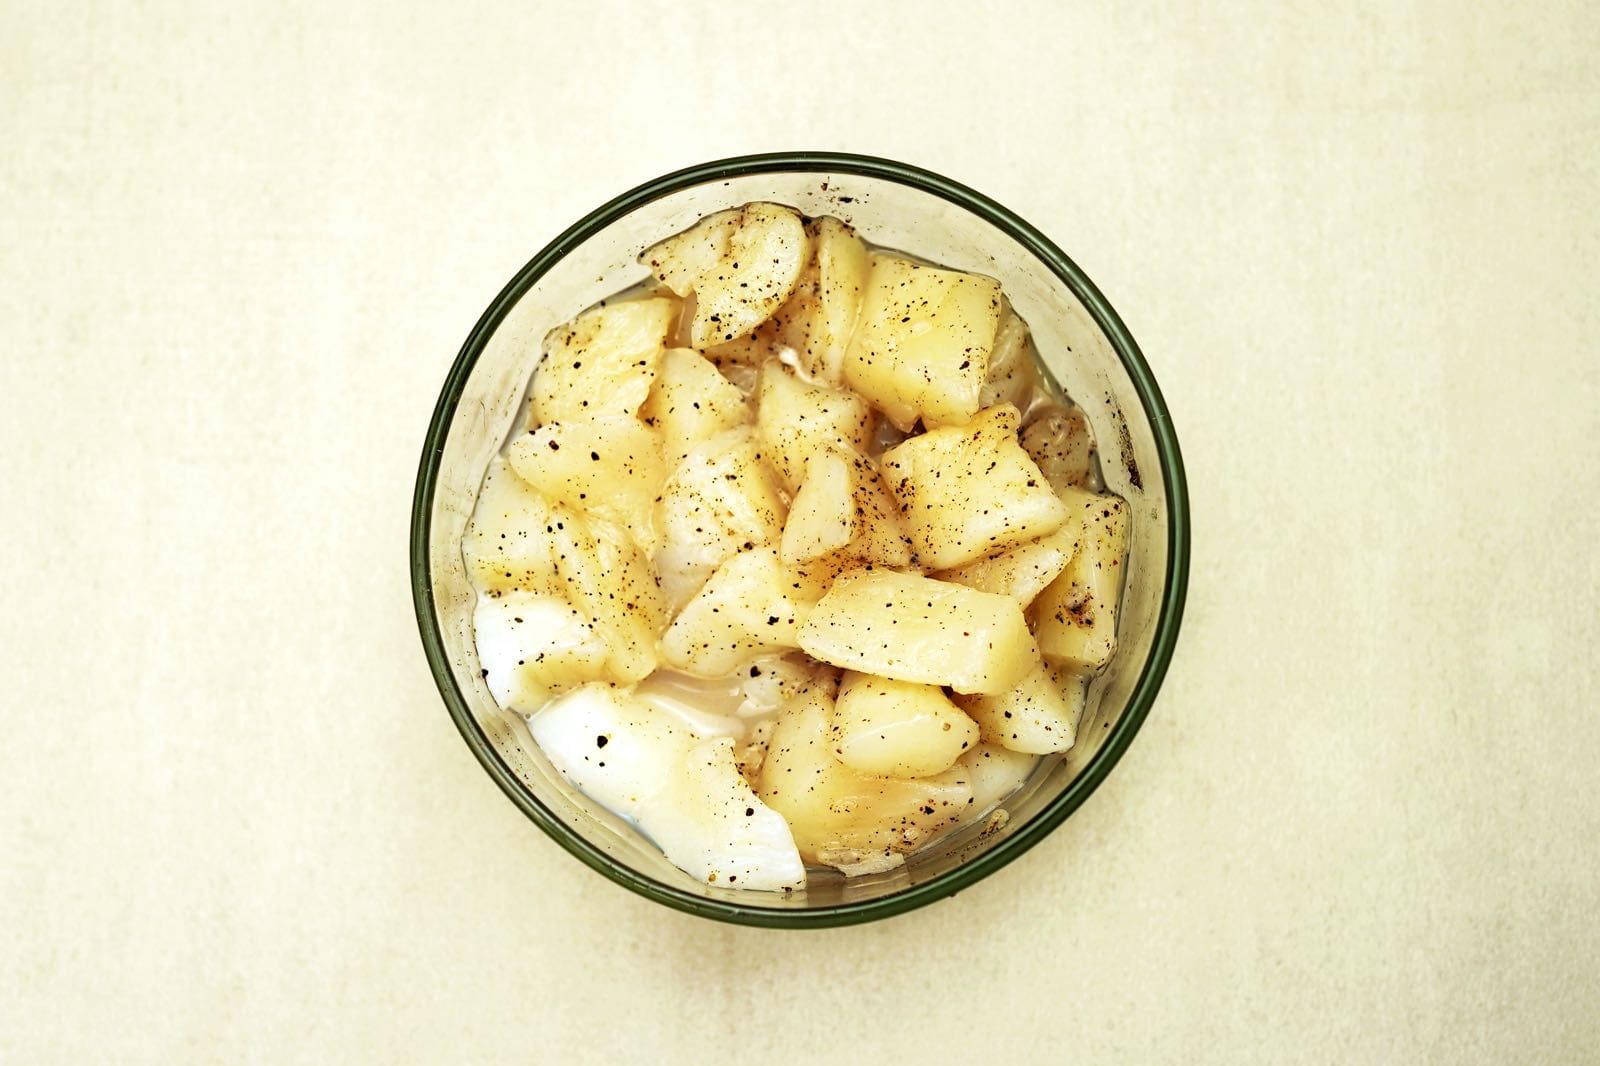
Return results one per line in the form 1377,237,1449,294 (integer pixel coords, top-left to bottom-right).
411,151,1190,928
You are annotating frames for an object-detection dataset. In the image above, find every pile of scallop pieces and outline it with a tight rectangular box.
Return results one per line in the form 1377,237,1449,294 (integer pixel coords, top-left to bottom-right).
464,202,1129,892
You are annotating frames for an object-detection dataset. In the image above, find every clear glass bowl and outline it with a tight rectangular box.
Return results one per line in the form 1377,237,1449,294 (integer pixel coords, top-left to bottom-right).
411,153,1190,927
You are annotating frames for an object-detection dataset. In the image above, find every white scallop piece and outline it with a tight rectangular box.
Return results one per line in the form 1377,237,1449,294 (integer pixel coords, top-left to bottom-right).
528,684,696,817
530,685,804,891
646,736,805,892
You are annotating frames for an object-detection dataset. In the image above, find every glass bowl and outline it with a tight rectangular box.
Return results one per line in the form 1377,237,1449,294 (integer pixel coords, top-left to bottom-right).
411,152,1189,928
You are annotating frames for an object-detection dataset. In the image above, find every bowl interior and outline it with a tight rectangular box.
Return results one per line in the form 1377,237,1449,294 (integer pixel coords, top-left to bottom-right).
415,158,1186,925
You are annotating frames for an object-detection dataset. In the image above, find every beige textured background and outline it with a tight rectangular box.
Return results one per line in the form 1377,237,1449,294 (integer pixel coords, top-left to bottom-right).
4,2,1597,1062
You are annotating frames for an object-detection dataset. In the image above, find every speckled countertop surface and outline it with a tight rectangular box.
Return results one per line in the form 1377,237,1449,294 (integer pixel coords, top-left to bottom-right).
4,2,1597,1061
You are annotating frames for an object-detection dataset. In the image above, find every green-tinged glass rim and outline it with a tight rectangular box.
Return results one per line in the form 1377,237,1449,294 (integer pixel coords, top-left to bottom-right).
411,151,1190,928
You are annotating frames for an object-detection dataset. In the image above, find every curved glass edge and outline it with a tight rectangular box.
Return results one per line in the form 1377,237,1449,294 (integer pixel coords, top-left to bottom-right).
410,151,1191,929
